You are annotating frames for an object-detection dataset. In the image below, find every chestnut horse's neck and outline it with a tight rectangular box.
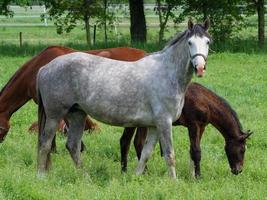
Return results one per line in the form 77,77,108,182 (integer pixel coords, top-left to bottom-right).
0,46,76,125
209,92,243,141
0,61,32,117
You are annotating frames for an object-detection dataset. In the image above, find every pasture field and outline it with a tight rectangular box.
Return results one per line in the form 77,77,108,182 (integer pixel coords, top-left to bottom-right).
0,12,267,199
0,43,267,200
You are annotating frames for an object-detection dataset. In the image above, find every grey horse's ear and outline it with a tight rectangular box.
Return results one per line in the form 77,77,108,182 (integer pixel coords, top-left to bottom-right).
203,18,210,31
188,18,194,30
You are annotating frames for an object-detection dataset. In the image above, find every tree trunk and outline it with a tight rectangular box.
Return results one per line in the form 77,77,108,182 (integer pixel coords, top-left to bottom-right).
256,0,265,48
129,0,147,43
159,25,165,43
104,0,108,47
84,15,91,47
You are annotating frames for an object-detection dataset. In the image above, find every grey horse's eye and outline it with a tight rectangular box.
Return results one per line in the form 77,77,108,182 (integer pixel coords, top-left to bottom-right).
207,40,210,45
188,41,192,46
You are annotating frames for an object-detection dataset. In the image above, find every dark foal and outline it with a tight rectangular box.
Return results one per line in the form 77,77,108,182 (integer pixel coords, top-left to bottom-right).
120,82,252,177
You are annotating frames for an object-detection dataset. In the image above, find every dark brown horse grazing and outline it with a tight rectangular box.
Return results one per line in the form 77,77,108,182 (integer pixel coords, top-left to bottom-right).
0,46,146,142
119,82,252,177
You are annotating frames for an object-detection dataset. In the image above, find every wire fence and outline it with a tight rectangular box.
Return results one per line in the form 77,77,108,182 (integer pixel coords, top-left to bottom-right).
0,5,168,27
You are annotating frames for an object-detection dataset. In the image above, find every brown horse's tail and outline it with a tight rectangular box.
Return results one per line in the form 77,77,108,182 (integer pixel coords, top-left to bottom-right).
37,86,46,145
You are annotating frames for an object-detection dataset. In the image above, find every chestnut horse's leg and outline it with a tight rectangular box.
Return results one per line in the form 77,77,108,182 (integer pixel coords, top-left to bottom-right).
120,127,136,172
188,124,205,178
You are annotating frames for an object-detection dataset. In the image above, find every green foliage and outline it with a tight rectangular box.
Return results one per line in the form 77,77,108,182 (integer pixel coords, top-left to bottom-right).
42,0,101,34
0,0,30,16
41,0,119,46
0,0,13,16
183,0,248,42
154,0,185,42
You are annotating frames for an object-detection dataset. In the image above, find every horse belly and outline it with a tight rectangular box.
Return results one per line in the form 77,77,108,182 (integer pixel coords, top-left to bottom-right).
79,96,154,127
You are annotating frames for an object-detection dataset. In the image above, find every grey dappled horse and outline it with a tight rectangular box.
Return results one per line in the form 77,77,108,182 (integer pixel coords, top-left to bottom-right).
37,19,211,178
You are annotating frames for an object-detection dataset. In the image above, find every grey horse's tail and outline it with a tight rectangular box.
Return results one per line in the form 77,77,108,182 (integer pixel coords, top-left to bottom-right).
37,86,46,144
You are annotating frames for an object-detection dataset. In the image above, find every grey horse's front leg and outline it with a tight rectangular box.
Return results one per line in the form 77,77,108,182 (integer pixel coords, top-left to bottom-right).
135,127,159,175
158,119,176,179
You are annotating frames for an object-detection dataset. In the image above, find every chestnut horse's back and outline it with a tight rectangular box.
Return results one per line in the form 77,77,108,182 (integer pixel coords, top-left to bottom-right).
86,47,146,61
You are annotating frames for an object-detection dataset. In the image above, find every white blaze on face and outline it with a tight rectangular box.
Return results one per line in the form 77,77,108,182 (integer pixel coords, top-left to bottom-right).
188,35,210,77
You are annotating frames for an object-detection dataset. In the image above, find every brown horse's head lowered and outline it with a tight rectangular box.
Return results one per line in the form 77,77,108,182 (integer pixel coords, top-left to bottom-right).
225,130,253,175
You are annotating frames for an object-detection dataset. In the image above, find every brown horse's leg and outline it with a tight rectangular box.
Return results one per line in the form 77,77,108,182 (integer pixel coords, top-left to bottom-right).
188,124,205,178
120,127,136,172
134,127,147,160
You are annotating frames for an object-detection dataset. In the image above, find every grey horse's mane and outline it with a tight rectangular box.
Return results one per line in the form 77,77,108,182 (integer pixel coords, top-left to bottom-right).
163,24,211,51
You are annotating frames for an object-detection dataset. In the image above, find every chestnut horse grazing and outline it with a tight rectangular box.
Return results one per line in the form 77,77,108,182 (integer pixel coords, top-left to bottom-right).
37,20,211,178
0,46,146,142
120,82,252,177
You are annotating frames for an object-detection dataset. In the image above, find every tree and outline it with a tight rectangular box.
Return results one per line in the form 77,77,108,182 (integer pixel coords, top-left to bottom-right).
241,0,265,48
0,0,12,16
154,0,184,43
96,0,119,46
129,0,147,43
251,0,265,48
43,0,104,46
183,0,245,42
0,0,30,16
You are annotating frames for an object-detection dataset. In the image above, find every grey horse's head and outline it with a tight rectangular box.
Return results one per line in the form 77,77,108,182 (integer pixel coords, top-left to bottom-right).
186,19,211,77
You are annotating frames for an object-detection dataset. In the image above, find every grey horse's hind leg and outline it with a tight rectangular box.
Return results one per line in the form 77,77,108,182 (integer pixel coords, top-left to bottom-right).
65,109,87,167
135,127,159,175
38,118,60,175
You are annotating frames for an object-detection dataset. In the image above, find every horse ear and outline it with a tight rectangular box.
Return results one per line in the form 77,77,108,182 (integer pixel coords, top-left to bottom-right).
203,18,210,31
239,130,253,141
188,18,194,30
246,130,253,138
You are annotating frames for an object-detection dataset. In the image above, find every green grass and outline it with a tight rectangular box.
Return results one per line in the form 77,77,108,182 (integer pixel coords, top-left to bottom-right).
0,45,267,199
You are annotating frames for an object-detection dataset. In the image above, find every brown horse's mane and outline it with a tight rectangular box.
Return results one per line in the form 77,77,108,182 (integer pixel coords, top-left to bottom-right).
0,63,27,96
0,46,73,96
194,82,243,133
